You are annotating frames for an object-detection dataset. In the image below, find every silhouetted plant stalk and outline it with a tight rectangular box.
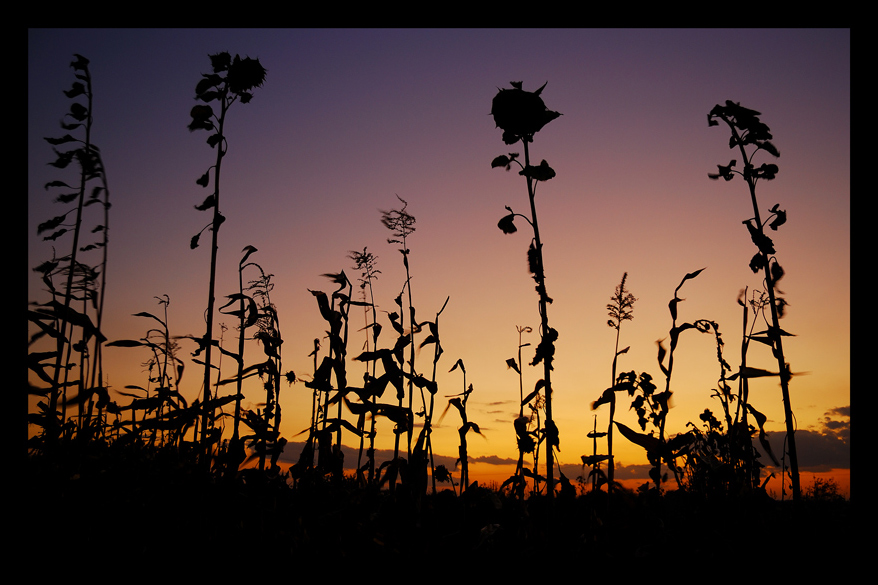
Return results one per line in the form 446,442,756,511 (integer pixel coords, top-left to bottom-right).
29,54,111,450
214,246,291,474
416,296,449,495
612,269,708,493
307,271,354,480
597,273,637,495
291,338,322,478
491,81,562,496
707,101,800,501
246,263,292,474
380,196,418,483
652,269,709,490
105,296,199,447
188,52,266,459
582,416,608,493
676,311,779,497
728,288,783,489
442,359,481,494
350,247,381,484
502,325,538,498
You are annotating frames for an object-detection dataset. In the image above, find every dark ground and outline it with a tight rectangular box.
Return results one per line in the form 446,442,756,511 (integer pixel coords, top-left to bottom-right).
25,441,852,573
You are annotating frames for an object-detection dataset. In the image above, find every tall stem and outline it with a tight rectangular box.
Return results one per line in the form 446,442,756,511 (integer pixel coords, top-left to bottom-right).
523,139,554,498
730,126,800,502
49,69,93,441
200,91,228,452
607,326,620,493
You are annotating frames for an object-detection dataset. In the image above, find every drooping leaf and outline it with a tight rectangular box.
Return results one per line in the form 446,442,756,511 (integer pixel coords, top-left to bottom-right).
519,159,556,182
37,214,69,235
195,194,216,211
491,155,512,169
656,339,669,378
614,421,662,454
105,339,145,348
591,387,614,410
522,379,545,406
498,213,517,234
240,245,258,266
768,206,787,230
746,404,780,466
133,311,166,328
581,454,611,466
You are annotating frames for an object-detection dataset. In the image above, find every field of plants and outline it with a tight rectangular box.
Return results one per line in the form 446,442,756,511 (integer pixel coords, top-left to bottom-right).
27,52,849,565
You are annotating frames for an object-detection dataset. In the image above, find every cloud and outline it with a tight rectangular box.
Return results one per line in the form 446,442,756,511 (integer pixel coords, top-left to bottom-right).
470,454,517,466
755,405,850,471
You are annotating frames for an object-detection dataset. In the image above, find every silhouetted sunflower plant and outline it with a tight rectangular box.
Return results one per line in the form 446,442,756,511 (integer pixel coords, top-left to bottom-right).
29,54,111,452
707,101,800,501
490,81,562,497
187,52,266,459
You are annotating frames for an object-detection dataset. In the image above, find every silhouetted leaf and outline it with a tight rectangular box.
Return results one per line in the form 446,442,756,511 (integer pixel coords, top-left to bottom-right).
760,140,780,158
519,160,556,181
656,339,669,378
132,311,167,328
743,220,775,255
44,134,78,146
746,403,780,466
188,105,214,132
768,205,787,230
37,214,69,235
498,213,517,234
530,327,557,368
506,358,520,374
491,155,512,169
581,454,610,466
591,387,614,410
708,160,736,181
677,267,706,291
756,163,779,180
521,380,544,407
105,339,145,348
614,421,662,454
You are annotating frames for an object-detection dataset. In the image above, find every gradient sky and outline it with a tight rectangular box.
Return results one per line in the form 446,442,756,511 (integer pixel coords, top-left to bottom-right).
28,28,850,493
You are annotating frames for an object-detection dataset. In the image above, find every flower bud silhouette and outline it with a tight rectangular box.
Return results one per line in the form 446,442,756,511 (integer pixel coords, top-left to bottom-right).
491,81,561,144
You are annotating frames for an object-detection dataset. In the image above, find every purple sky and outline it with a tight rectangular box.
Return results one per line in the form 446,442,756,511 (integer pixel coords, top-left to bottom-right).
28,29,849,483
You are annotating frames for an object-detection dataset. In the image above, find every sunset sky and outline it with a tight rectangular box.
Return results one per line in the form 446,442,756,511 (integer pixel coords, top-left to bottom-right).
28,29,850,496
